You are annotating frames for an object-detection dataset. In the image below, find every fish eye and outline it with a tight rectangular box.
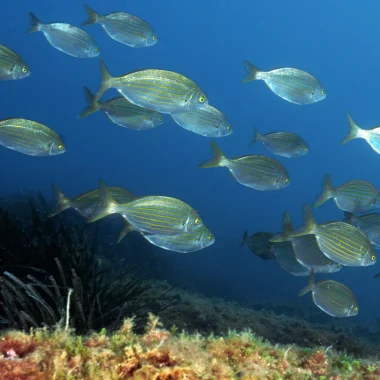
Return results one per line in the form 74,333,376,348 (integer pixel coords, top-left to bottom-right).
372,255,376,261
152,36,157,41
227,125,232,131
194,217,200,225
337,264,342,268
58,144,64,150
321,89,326,95
354,306,359,312
285,178,290,184
22,66,28,73
95,48,100,53
199,96,205,103
208,234,213,241
159,117,163,122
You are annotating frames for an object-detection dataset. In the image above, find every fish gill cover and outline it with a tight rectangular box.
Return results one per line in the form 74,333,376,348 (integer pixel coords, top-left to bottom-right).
2,0,380,377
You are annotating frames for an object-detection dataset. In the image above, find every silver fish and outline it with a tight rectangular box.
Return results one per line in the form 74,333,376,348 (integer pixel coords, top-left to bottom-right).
29,13,99,58
82,5,157,48
0,118,65,156
250,127,308,158
344,212,380,247
0,44,30,81
299,270,358,317
79,87,164,130
200,141,290,191
314,174,380,212
342,112,380,154
242,61,326,105
118,217,214,253
171,103,232,137
240,231,276,260
95,60,208,114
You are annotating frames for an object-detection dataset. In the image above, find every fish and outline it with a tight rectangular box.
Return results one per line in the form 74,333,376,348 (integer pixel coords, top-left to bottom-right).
299,270,358,317
271,205,376,267
291,234,342,273
0,118,65,156
272,211,310,276
199,141,290,191
342,113,380,154
29,13,99,58
240,231,276,260
241,61,326,105
95,60,208,114
0,44,30,81
82,5,157,48
250,127,308,158
79,87,164,130
313,174,380,212
87,180,202,235
171,103,232,137
49,184,135,218
344,212,380,247
118,216,214,253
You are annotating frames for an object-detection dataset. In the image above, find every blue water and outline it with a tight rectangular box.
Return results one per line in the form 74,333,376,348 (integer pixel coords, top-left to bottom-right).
2,0,380,327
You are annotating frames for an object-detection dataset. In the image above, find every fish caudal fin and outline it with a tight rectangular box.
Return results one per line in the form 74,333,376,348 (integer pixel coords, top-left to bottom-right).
241,60,261,84
29,12,41,33
298,269,315,297
117,216,136,243
239,230,249,248
248,126,260,148
79,87,100,118
95,60,114,101
199,141,227,168
87,180,117,223
313,173,334,208
48,184,72,217
341,113,360,146
82,5,100,26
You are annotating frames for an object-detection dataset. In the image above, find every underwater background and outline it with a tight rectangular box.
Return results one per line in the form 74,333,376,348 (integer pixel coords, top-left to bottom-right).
1,0,380,338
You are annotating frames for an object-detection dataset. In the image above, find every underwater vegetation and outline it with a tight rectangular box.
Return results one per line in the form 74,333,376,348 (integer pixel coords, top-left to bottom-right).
0,314,380,379
0,192,174,334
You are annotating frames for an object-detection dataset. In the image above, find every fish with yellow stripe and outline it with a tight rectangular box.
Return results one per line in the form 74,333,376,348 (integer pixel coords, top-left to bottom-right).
94,60,208,114
271,205,376,267
200,141,290,191
241,60,326,105
49,184,135,218
82,5,158,48
29,12,99,58
0,44,30,81
171,103,232,137
313,173,380,212
0,118,65,156
118,216,214,253
79,87,164,130
299,270,358,317
87,180,203,235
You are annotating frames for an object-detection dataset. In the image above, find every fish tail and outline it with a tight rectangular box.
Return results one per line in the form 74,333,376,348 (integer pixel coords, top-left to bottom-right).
79,87,100,118
87,180,118,223
341,113,360,146
248,126,260,147
29,12,42,33
117,216,136,243
199,141,228,168
282,211,293,235
239,230,249,247
241,60,261,84
96,60,114,101
48,184,72,217
313,174,334,208
298,269,315,297
82,5,100,26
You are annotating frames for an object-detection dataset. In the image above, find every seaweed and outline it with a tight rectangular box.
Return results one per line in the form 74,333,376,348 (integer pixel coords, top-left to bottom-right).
0,191,164,334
